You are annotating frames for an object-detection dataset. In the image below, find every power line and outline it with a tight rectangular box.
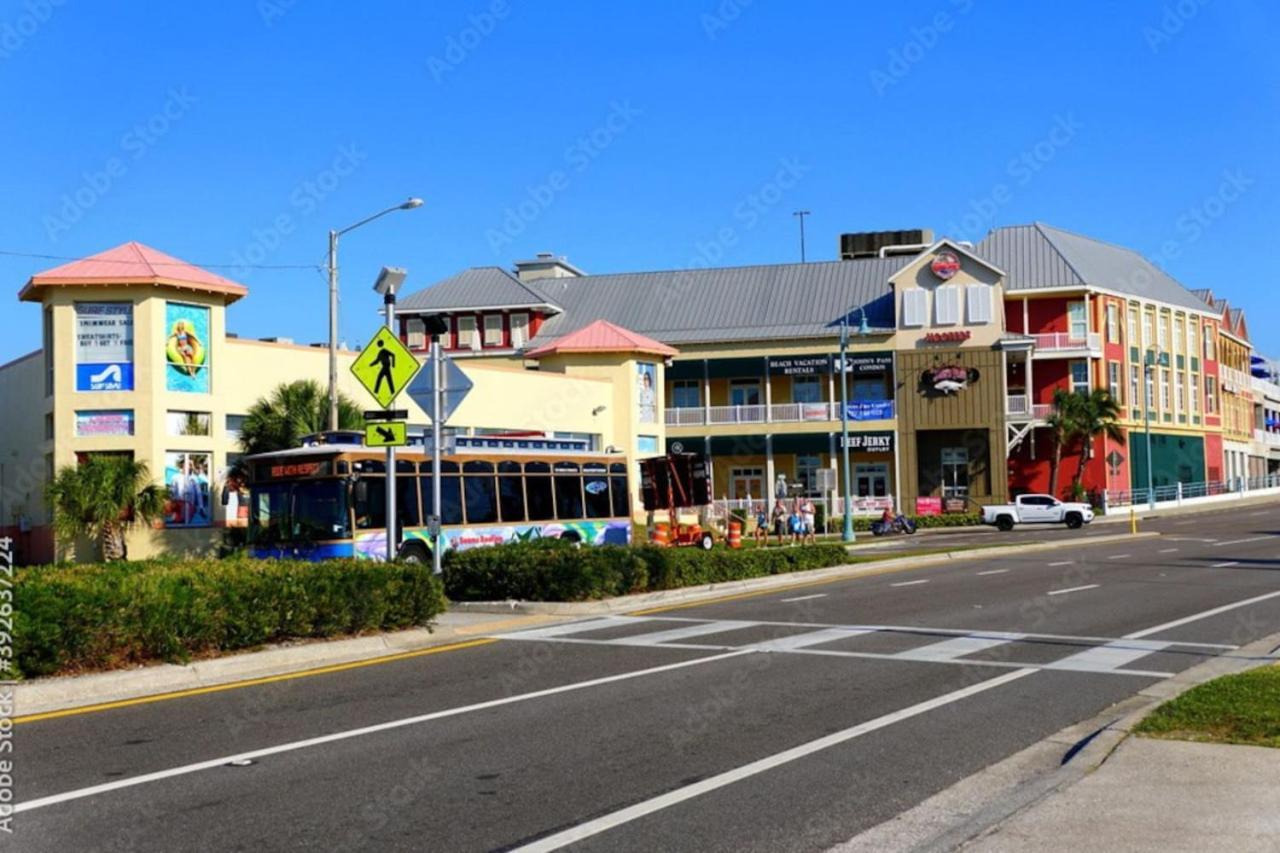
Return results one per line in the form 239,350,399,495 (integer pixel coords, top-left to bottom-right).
0,249,321,271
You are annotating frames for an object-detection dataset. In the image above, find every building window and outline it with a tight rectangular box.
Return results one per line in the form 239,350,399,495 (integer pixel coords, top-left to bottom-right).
405,318,426,350
1157,312,1169,350
1159,368,1170,410
167,411,211,437
1067,301,1087,340
510,313,529,348
1175,371,1184,415
1070,361,1090,395
940,447,969,499
1206,376,1217,414
1108,362,1122,404
1191,374,1200,413
671,380,700,409
1187,321,1197,361
1204,325,1216,361
1143,310,1154,349
43,305,54,397
792,376,822,403
729,379,761,406
1127,304,1138,346
483,314,504,347
226,414,247,441
1105,304,1119,343
457,316,479,350
902,290,928,327
934,285,960,325
1172,315,1184,355
1130,365,1140,406
637,435,659,454
796,455,822,496
1145,368,1155,410
965,284,991,324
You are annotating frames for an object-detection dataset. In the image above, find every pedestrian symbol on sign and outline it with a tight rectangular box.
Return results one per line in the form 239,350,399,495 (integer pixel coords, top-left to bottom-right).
372,340,396,397
351,328,420,408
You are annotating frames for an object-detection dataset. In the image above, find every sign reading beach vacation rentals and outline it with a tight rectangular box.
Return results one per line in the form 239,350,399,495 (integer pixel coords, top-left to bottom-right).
165,303,211,393
767,355,831,376
75,302,134,391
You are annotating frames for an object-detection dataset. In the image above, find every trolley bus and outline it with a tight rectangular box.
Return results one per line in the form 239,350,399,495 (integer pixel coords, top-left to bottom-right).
246,438,632,561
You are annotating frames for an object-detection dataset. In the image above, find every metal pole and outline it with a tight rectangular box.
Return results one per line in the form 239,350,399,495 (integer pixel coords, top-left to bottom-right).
1144,357,1155,510
327,230,339,432
431,334,444,576
793,211,810,263
840,321,855,542
385,292,397,561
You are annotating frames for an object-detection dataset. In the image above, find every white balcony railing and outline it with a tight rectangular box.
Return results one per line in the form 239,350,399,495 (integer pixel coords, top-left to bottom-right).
1005,395,1053,421
1255,429,1280,448
664,400,896,427
1030,332,1102,355
1251,375,1280,402
1220,366,1253,396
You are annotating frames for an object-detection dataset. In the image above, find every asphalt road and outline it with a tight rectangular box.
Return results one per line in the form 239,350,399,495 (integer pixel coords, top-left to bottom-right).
14,500,1280,852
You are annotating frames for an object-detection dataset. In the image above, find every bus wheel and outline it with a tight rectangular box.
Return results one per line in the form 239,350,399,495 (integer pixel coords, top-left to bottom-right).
399,541,430,564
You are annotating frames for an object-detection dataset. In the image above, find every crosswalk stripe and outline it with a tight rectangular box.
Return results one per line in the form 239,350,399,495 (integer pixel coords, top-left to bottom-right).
608,620,756,646
892,632,1024,662
746,628,870,652
1041,639,1172,674
507,616,653,639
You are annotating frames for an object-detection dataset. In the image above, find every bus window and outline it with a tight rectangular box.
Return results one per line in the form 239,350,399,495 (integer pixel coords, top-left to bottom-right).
526,471,554,521
583,463,610,518
398,475,421,527
610,463,629,518
251,482,290,544
553,461,583,520
463,460,497,524
440,474,463,525
293,480,350,540
354,477,386,530
498,461,524,522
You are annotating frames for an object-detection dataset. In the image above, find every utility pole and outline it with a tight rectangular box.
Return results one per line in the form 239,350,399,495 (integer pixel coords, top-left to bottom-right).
793,210,810,263
840,318,856,542
383,290,398,562
431,333,445,576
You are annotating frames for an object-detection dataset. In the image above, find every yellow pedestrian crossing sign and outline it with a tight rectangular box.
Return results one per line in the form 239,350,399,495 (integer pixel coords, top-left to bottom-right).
365,422,408,447
351,328,421,408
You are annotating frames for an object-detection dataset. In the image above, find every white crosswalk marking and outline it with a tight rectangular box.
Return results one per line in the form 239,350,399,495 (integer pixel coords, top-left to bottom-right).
746,628,870,652
892,632,1024,662
608,620,755,646
1041,639,1172,675
507,616,654,640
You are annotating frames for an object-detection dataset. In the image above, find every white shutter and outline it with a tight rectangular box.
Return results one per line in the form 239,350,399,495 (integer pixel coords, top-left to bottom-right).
966,284,991,324
935,286,959,325
902,290,927,327
405,318,426,349
483,314,503,346
510,312,529,347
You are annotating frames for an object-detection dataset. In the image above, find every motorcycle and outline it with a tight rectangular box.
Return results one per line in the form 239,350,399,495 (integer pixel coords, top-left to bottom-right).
870,514,918,536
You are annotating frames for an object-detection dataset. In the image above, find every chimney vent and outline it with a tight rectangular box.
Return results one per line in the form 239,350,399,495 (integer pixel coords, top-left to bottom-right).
513,253,585,283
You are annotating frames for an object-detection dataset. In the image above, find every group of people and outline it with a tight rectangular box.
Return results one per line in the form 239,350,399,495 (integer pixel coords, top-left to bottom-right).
753,496,818,546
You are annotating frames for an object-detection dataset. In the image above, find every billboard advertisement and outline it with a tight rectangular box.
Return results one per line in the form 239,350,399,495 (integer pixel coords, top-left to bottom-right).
636,361,656,424
165,451,211,527
74,410,135,437
75,302,134,391
165,303,210,393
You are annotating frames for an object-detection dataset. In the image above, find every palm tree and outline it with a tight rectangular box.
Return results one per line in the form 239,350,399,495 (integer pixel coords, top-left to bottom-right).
46,455,166,562
1071,389,1125,493
237,379,364,458
1045,387,1084,499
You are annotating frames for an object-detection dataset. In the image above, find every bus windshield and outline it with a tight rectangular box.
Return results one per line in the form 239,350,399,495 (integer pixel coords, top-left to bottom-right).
250,479,350,544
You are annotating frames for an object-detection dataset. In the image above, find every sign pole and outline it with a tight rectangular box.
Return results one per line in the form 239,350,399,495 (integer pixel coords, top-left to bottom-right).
431,332,444,576
384,293,398,562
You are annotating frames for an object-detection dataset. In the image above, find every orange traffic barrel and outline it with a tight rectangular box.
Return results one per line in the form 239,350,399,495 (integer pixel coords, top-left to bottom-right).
727,520,742,549
651,522,670,546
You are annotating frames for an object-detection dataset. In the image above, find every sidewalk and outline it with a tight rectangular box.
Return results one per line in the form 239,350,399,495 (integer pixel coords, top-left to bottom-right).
968,737,1280,852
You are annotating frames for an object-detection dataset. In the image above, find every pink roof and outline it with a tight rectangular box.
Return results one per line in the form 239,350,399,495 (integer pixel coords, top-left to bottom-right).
20,241,248,303
526,319,678,358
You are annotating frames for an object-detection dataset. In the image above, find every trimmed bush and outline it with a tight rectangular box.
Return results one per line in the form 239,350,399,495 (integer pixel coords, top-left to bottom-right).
444,542,851,602
16,557,446,679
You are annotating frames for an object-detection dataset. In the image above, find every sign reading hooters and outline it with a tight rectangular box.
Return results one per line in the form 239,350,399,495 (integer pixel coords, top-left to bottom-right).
930,251,961,280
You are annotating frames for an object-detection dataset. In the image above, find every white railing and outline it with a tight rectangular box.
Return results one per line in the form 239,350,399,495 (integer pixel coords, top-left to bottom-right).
1255,429,1280,448
1030,332,1102,355
711,496,893,524
1220,366,1253,396
1251,375,1280,402
1006,395,1053,420
1106,474,1280,509
668,401,894,427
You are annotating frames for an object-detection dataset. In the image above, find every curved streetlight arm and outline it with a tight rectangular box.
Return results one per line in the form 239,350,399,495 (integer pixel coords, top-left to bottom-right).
337,198,423,237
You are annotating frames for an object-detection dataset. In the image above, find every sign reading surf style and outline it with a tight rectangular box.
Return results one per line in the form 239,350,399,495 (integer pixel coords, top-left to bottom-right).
75,302,134,391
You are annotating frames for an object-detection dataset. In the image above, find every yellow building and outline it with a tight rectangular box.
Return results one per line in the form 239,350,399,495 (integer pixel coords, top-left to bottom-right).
0,243,627,564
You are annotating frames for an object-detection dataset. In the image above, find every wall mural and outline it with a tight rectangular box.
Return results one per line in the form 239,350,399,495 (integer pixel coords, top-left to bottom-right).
165,302,210,393
921,363,980,395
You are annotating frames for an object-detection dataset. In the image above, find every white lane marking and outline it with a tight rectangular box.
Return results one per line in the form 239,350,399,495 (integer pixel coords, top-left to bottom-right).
1048,561,1073,567
1165,537,1217,543
14,649,750,815
510,669,1038,853
1213,536,1272,547
1048,584,1101,596
1211,561,1240,568
892,632,1023,662
890,579,930,587
1042,639,1172,674
779,593,828,603
1127,589,1280,640
507,616,655,640
607,620,755,647
1158,548,1179,554
977,569,1009,576
746,627,869,652
1172,520,1195,526
1248,510,1271,516
1107,554,1131,560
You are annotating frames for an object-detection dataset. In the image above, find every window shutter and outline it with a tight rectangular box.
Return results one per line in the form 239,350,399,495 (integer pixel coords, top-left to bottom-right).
966,284,991,324
406,318,426,349
902,290,927,327
935,286,959,325
510,313,529,347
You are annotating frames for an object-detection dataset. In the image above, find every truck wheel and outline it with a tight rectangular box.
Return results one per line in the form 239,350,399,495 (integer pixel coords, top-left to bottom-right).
996,516,1014,532
398,541,431,564
699,532,715,550
1065,512,1083,530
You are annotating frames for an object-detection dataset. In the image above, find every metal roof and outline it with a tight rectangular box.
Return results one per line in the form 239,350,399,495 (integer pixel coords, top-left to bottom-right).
977,223,1211,313
526,319,678,358
397,267,554,312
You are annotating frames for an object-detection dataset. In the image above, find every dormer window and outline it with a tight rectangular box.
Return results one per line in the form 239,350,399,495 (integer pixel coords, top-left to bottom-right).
483,314,504,347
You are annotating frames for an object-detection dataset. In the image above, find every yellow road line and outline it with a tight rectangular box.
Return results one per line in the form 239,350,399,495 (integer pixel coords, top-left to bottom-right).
16,637,496,725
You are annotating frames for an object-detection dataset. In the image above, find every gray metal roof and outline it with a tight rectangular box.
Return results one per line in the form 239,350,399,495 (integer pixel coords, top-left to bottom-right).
978,223,1211,313
397,267,553,312
519,258,905,347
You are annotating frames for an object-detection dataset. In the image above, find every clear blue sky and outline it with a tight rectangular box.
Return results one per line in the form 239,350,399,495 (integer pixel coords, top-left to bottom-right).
3,0,1278,363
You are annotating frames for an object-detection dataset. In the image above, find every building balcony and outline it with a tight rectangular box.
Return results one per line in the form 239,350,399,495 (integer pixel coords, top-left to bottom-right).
665,400,894,427
1252,375,1280,403
1220,366,1253,397
1029,332,1102,358
1005,394,1052,421
1255,429,1280,448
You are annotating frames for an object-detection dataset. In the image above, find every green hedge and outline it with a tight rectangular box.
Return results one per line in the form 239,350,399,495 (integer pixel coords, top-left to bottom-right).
443,540,851,602
16,557,446,679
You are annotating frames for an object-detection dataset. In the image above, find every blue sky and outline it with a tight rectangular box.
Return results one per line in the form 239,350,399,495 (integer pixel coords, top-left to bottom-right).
3,0,1278,363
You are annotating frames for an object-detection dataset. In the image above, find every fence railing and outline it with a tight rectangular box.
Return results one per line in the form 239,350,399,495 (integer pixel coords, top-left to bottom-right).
708,496,893,523
1005,395,1053,420
1254,429,1280,448
1105,473,1280,509
1030,332,1101,354
665,401,896,427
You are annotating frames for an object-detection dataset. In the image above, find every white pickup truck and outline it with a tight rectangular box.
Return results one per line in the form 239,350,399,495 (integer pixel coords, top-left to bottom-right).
981,494,1095,531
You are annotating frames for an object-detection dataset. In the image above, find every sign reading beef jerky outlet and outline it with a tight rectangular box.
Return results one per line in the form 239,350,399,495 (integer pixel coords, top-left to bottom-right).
840,431,895,453
768,355,831,375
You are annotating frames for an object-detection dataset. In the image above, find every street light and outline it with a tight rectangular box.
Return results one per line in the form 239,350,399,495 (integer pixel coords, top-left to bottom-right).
373,266,408,562
1142,348,1163,510
838,307,873,542
327,198,424,431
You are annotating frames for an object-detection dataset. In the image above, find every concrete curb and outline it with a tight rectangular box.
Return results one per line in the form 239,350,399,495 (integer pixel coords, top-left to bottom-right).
448,532,1160,616
833,629,1280,853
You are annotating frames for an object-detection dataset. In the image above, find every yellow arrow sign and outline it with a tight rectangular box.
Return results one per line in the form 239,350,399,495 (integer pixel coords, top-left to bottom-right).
364,421,408,447
351,328,421,408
